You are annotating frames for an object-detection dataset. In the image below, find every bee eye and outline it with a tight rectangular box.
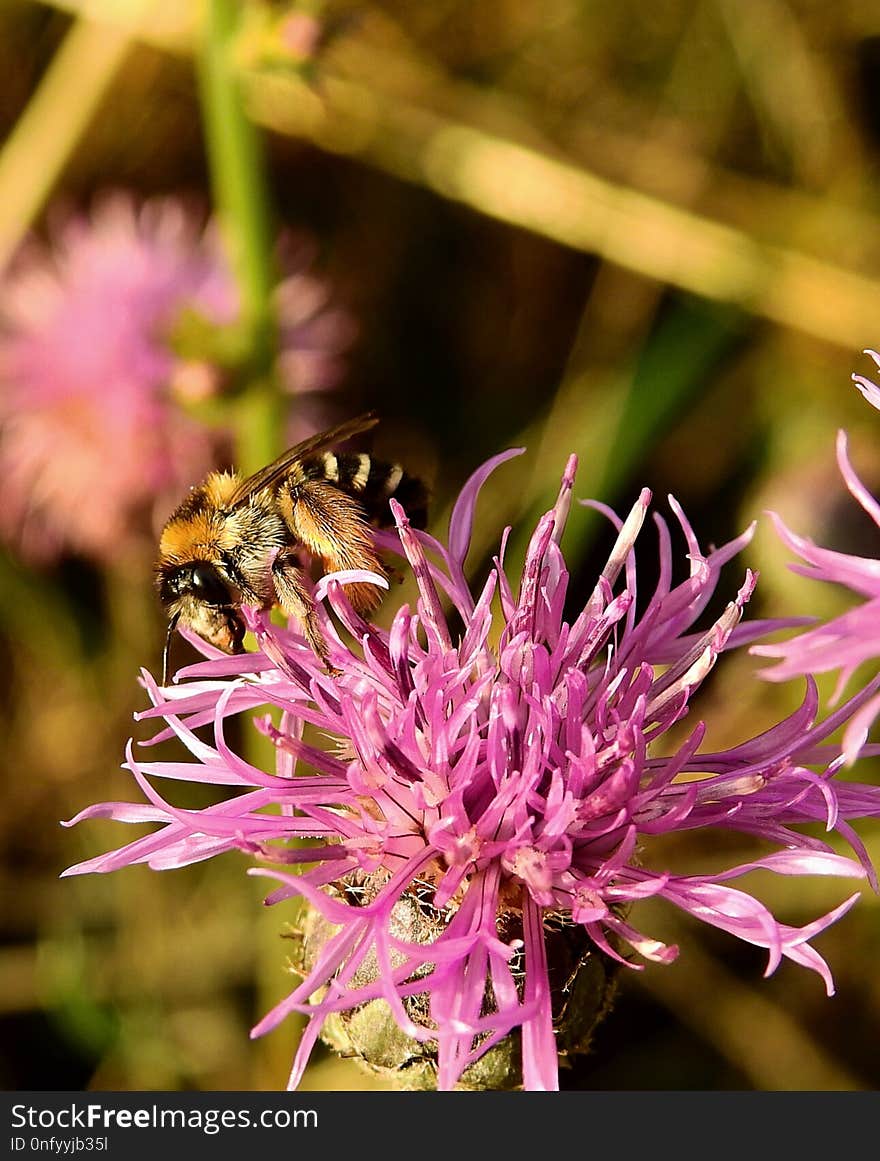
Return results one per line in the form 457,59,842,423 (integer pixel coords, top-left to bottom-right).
189,563,231,606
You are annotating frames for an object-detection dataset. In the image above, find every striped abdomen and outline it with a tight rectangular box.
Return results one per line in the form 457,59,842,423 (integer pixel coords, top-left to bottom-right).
300,451,429,529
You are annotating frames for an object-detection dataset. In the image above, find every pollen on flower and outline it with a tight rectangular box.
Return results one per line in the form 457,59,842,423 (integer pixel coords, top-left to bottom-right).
571,886,608,924
63,444,880,1091
430,820,482,867
505,848,555,903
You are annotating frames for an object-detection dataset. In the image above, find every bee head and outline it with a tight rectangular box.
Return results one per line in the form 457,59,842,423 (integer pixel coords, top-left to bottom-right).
158,561,246,678
159,560,235,607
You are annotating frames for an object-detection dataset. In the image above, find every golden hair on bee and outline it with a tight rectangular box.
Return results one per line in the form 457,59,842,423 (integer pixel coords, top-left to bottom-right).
156,413,429,682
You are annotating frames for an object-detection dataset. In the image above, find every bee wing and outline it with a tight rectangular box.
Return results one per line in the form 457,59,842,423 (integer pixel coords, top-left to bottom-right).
227,412,380,509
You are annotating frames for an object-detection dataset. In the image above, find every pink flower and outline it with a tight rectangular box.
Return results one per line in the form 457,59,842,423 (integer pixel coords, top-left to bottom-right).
63,451,880,1090
754,355,880,761
852,348,880,412
0,192,355,563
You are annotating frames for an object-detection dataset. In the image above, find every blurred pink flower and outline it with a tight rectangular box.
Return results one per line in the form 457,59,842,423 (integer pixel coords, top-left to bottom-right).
0,192,356,563
278,12,322,62
64,450,880,1091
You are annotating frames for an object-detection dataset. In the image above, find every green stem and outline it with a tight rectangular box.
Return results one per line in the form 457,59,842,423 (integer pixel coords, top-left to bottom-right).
197,0,283,473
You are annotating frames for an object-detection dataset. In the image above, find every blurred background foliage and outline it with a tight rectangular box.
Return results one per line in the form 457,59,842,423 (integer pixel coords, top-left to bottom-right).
1,0,879,1091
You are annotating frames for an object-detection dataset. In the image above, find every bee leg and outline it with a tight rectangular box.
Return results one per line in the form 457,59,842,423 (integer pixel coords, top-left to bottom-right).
270,550,337,672
279,480,387,617
384,562,406,587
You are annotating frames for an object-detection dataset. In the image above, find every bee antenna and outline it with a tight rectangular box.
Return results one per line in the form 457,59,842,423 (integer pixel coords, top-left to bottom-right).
162,612,180,687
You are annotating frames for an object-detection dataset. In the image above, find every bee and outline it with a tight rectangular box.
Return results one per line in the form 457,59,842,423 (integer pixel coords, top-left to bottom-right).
156,413,428,682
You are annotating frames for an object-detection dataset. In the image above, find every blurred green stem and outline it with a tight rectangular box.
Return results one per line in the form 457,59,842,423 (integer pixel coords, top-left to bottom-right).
198,13,299,1078
0,13,137,272
197,0,282,473
35,0,880,352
